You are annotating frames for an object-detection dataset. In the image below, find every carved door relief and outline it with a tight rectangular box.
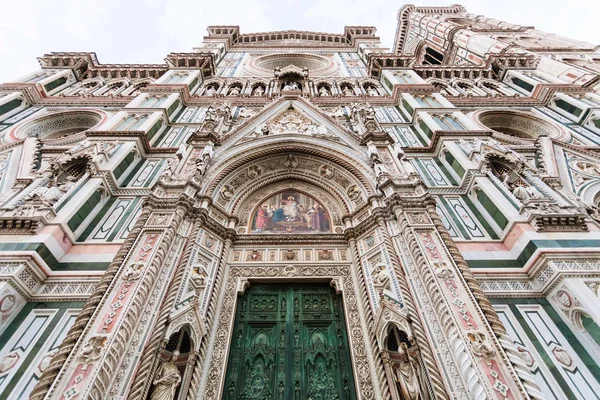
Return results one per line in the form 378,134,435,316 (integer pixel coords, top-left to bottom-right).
223,283,357,400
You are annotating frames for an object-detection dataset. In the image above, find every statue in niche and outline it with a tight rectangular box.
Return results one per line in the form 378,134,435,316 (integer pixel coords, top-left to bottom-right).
195,157,208,178
318,86,330,96
194,143,214,179
368,144,389,182
283,81,300,91
342,86,354,96
204,106,217,122
252,85,265,96
228,86,241,96
393,342,426,400
190,265,207,295
366,86,378,96
353,102,379,133
205,86,217,96
500,173,539,201
25,172,77,207
150,352,181,400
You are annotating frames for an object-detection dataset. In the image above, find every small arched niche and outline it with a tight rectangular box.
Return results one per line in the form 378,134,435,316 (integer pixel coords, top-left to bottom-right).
474,110,569,143
385,324,411,353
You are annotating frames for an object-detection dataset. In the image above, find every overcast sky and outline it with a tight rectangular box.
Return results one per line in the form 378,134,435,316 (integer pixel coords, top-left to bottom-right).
0,0,597,82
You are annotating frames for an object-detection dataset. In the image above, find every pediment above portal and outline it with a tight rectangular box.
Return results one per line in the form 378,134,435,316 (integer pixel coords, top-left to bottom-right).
220,97,363,151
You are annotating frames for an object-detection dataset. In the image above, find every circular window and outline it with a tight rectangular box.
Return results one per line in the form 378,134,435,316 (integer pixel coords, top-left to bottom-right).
6,110,105,144
246,54,337,76
474,110,568,142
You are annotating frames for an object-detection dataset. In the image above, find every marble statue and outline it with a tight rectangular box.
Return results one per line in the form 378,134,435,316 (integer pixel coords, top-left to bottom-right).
150,353,181,400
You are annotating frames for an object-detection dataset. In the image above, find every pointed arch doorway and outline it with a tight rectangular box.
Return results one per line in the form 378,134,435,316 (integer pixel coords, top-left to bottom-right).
222,283,357,400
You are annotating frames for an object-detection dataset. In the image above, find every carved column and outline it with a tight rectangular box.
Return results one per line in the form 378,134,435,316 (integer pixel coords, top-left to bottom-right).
29,205,153,400
425,202,543,399
391,200,537,399
347,237,388,400
374,215,449,400
46,199,191,399
196,235,233,398
126,218,203,399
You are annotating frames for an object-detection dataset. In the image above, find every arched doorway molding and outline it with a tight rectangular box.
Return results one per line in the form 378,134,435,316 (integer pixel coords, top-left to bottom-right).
204,138,377,215
206,149,373,218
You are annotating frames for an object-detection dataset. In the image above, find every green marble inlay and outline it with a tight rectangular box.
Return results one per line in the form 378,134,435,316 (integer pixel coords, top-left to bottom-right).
467,239,600,269
504,302,577,400
463,195,500,240
0,242,109,271
494,299,600,394
0,302,84,397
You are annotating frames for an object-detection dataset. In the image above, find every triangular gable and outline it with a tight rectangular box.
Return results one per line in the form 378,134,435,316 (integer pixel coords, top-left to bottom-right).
221,95,363,151
555,142,600,202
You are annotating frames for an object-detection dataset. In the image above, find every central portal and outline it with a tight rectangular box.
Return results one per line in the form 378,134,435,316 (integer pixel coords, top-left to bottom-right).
222,283,357,399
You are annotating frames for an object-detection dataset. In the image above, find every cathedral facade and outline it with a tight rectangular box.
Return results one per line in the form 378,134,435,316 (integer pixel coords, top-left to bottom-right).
0,4,600,399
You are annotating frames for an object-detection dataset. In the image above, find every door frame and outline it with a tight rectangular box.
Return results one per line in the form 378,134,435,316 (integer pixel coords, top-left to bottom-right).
202,264,377,399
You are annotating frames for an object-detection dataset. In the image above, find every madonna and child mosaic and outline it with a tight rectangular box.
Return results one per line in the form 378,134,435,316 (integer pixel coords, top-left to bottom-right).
251,190,331,233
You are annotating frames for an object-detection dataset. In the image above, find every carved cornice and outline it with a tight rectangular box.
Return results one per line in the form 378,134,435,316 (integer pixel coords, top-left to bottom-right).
234,234,347,245
402,130,493,154
37,51,216,81
164,53,216,77
204,26,380,52
37,52,98,80
414,66,497,81
367,54,414,78
393,5,466,54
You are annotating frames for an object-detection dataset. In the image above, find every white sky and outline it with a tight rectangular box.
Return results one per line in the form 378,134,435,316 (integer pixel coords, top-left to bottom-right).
0,0,597,81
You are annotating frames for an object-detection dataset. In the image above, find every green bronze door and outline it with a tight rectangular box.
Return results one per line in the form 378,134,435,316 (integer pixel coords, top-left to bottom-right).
223,283,357,400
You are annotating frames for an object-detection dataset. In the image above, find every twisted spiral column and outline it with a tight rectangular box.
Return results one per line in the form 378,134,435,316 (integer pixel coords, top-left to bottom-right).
89,206,187,399
424,204,505,335
425,203,542,399
192,236,233,397
375,218,449,400
29,207,152,400
347,238,388,400
126,219,203,400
